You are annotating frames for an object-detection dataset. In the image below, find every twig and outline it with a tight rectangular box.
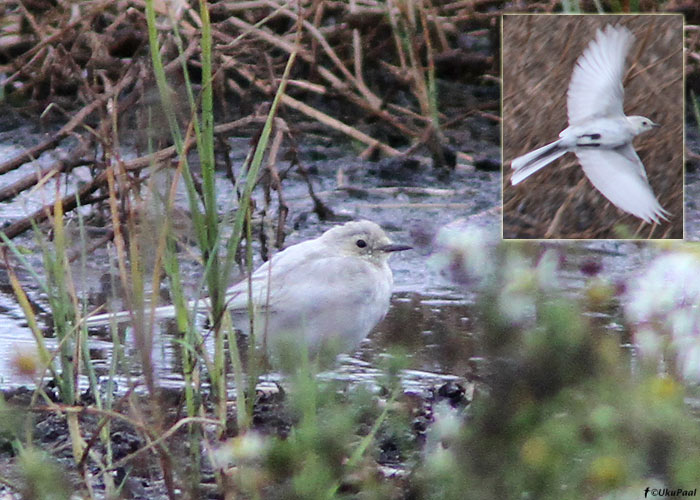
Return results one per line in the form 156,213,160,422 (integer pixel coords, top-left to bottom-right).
0,142,92,203
336,186,457,197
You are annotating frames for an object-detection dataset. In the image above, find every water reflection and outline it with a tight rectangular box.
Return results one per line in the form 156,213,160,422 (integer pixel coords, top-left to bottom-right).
370,292,477,376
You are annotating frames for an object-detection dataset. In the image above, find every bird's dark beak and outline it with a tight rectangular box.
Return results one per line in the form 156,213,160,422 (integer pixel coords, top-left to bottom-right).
651,121,661,128
380,243,412,253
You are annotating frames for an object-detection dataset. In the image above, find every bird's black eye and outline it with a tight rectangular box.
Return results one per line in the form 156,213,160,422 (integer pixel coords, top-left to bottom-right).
356,239,367,248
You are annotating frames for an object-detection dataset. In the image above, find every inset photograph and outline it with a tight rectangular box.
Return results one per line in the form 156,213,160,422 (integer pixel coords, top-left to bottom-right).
502,15,683,239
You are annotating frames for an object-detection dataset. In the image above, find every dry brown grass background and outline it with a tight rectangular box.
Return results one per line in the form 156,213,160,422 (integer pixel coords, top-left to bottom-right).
502,15,683,239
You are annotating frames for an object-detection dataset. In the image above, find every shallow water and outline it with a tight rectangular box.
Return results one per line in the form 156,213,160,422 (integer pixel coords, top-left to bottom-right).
0,127,686,391
0,227,656,391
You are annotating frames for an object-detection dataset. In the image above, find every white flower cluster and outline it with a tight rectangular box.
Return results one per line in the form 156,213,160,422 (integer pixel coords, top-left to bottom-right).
625,252,700,383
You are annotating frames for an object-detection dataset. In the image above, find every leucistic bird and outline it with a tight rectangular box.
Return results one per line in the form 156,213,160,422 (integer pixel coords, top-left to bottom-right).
510,24,668,224
87,220,412,351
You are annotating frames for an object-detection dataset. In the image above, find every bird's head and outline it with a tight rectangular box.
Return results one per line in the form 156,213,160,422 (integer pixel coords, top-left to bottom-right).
321,220,412,265
628,115,660,134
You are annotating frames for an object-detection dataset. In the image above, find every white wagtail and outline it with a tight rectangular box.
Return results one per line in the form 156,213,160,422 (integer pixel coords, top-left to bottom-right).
87,220,412,351
510,24,667,224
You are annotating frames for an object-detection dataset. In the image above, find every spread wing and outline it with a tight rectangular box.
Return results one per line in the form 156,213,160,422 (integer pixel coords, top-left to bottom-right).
575,145,668,224
567,24,633,126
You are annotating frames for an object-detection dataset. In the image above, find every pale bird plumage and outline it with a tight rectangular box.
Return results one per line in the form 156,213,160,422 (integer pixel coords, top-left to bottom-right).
510,24,668,225
86,221,411,351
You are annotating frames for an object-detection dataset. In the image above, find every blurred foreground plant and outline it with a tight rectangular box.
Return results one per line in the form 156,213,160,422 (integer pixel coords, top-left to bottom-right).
418,228,700,500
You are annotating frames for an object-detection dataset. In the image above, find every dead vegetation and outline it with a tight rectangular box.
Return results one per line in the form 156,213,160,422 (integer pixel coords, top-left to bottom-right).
0,0,500,242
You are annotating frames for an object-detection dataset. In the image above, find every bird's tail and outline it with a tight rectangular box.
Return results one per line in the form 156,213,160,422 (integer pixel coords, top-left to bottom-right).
84,288,250,328
511,140,567,185
84,304,179,327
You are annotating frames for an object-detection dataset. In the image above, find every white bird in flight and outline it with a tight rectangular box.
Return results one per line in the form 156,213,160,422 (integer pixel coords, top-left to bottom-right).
510,24,668,224
86,221,411,352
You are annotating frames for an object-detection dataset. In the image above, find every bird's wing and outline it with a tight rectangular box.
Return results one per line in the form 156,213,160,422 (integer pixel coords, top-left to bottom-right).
223,253,382,340
223,239,342,312
567,24,634,125
276,256,379,306
224,269,273,312
575,145,668,224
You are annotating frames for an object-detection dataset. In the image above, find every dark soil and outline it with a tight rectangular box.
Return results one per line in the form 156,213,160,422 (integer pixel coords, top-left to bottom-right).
0,379,473,499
